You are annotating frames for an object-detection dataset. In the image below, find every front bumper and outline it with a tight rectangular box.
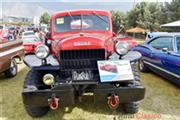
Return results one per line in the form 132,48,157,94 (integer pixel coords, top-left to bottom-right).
94,84,145,104
22,83,145,107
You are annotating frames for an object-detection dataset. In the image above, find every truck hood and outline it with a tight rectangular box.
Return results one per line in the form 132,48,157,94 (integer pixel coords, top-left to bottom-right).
54,33,112,50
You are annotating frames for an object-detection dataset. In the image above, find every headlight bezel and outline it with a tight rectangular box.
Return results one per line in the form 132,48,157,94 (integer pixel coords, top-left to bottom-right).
115,41,130,55
35,44,49,59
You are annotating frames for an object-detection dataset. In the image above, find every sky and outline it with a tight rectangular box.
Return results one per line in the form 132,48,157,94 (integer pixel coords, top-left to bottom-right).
0,0,172,18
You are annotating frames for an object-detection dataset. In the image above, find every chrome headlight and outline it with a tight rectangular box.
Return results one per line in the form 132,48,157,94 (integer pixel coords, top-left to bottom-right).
35,45,49,59
115,41,130,55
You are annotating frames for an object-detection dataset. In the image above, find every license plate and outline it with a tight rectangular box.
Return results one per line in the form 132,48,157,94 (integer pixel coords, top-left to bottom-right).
72,71,92,80
97,60,134,82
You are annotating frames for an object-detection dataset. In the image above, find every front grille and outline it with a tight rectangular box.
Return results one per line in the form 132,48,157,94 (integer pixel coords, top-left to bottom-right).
60,49,105,70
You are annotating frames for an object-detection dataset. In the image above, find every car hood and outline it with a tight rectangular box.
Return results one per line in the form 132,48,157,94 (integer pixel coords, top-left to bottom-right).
53,32,111,41
53,33,112,50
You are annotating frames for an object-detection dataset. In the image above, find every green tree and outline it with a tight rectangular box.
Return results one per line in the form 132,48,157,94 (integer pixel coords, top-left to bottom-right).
127,2,162,31
110,10,126,33
160,0,180,23
40,12,50,24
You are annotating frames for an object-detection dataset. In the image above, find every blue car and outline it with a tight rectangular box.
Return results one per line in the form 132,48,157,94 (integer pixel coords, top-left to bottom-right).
133,32,180,86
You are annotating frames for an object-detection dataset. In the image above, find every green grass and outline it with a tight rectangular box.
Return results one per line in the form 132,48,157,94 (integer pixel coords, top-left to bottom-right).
135,38,145,44
0,64,180,120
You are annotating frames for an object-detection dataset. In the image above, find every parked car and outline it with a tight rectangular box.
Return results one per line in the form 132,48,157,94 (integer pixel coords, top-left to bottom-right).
0,30,8,42
22,31,36,39
0,38,24,78
22,36,42,54
22,9,145,117
117,34,138,49
133,32,180,86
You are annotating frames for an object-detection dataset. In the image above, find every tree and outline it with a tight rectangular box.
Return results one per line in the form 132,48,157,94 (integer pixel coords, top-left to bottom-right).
160,0,180,23
127,2,162,31
110,10,126,33
40,12,50,24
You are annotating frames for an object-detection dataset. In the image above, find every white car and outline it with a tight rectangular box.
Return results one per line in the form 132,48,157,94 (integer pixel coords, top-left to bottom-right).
22,31,36,39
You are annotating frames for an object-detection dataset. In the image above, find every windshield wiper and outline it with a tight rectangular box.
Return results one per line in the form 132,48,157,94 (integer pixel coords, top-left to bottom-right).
68,11,75,21
92,11,109,24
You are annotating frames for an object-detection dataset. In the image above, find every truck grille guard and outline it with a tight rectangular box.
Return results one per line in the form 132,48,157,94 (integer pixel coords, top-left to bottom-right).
59,49,105,81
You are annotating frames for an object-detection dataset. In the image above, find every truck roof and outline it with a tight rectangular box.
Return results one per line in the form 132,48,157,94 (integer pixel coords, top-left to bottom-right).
51,9,111,19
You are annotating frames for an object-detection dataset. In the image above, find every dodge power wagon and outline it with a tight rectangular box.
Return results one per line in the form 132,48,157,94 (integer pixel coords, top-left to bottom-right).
22,9,145,117
0,29,24,78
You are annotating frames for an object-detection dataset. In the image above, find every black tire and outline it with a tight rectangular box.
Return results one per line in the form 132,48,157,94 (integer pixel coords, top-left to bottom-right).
123,102,140,114
23,70,49,117
24,70,42,88
122,64,140,114
131,63,140,81
5,58,17,78
25,106,49,118
127,64,141,86
138,59,150,72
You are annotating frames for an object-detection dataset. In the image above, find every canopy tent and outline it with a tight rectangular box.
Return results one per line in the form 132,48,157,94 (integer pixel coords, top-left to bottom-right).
126,27,146,33
126,27,146,38
161,20,180,28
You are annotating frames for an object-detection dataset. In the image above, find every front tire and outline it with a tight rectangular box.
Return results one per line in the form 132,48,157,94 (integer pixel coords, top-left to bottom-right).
138,59,149,72
23,70,49,117
123,64,141,114
5,58,17,78
123,102,140,114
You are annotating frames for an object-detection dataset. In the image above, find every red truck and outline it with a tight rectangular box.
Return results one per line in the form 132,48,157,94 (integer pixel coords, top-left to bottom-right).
22,9,145,117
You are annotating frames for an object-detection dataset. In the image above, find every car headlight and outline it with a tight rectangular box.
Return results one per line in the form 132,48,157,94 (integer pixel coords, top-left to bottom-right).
115,41,130,55
35,45,49,59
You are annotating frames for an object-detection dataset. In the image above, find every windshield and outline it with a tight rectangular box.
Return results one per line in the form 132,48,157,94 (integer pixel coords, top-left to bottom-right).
176,37,180,52
54,14,110,33
0,26,3,30
23,32,35,36
22,37,40,43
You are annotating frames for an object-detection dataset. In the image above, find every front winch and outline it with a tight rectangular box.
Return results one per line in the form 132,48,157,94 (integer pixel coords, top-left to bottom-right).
43,74,54,86
48,94,59,110
108,93,119,109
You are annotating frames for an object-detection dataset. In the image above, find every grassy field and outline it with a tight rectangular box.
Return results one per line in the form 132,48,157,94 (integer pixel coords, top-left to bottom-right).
0,62,180,120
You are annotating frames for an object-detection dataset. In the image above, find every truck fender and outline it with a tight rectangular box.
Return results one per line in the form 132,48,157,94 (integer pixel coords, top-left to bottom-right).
23,55,60,70
122,51,142,63
108,51,142,63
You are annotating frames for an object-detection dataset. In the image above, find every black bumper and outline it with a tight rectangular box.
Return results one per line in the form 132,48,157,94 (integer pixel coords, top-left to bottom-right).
94,84,145,104
22,83,145,107
22,84,75,107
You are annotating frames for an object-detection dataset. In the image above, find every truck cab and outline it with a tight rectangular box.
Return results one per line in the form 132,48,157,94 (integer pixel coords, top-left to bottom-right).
22,9,145,117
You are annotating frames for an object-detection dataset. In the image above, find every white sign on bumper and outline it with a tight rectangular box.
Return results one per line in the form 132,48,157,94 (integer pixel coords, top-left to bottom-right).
97,60,134,82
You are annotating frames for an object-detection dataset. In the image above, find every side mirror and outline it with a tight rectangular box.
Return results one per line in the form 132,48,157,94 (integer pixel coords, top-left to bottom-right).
162,48,168,52
116,25,124,35
46,32,51,39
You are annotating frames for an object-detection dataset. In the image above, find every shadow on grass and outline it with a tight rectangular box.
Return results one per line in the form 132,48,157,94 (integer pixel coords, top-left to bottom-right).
0,73,5,81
